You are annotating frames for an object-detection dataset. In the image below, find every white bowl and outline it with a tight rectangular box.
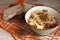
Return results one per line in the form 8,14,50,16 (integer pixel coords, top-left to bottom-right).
25,6,60,35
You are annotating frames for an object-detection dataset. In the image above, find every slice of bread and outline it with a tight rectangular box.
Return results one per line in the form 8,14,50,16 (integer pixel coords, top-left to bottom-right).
3,5,20,21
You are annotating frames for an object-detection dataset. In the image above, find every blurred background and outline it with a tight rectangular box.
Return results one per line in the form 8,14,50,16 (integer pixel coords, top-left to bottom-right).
0,0,60,11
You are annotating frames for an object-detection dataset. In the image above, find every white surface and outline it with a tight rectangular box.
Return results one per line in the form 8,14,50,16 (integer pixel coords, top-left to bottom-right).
0,28,14,40
25,6,60,35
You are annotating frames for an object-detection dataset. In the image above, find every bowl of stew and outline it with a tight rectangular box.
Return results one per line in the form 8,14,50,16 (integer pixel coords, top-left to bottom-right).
25,6,60,35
